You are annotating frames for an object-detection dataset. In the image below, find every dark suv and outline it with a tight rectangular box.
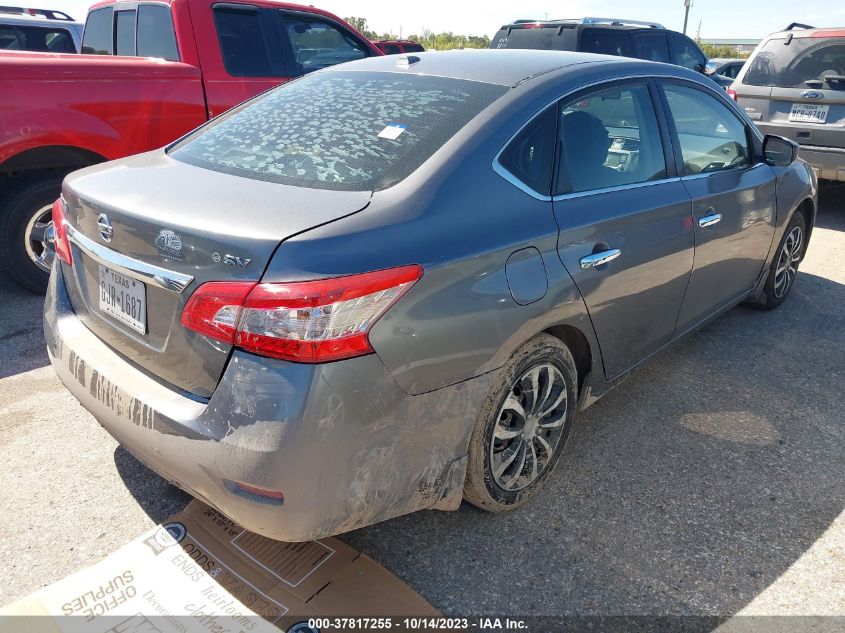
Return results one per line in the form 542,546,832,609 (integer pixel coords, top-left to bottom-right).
491,17,709,75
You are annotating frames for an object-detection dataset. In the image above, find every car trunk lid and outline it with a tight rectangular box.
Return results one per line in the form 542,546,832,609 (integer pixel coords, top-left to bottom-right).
60,150,371,398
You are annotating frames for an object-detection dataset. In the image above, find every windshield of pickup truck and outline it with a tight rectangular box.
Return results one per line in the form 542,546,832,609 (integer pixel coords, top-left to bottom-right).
170,71,507,191
743,36,845,88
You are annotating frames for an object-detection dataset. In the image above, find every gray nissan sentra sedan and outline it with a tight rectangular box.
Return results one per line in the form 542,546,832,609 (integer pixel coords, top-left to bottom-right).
45,50,816,541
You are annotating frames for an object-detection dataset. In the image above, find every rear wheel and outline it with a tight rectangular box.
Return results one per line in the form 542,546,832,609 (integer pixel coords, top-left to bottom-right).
0,176,63,293
752,211,806,310
463,334,578,512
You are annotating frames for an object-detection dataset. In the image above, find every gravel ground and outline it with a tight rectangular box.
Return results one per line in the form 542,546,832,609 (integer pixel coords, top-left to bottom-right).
0,186,842,617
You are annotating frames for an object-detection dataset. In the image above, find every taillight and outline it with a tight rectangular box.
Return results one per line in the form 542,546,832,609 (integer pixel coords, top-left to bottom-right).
51,198,73,267
181,265,423,363
727,88,737,101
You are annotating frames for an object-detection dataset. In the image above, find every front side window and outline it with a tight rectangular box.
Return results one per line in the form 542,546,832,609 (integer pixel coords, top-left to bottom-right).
743,37,845,88
137,4,179,60
663,84,750,174
82,6,113,55
171,71,506,191
580,29,634,57
669,34,705,72
284,14,367,74
115,9,137,56
557,84,667,194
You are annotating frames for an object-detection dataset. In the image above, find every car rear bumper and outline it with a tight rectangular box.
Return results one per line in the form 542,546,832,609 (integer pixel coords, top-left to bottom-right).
755,123,845,182
44,263,490,541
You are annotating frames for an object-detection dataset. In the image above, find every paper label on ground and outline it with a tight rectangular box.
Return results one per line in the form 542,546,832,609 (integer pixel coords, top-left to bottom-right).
0,524,282,633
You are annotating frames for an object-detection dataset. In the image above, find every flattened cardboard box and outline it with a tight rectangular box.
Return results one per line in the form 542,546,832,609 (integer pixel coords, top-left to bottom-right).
1,501,436,632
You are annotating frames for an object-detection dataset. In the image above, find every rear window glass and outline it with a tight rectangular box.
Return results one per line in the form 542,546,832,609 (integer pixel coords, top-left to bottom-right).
0,25,75,52
115,10,136,56
170,71,506,191
743,37,845,88
580,29,633,57
491,26,577,51
82,6,113,55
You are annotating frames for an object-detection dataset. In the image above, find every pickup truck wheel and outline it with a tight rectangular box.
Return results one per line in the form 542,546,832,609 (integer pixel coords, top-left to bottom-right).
463,334,578,512
0,176,63,293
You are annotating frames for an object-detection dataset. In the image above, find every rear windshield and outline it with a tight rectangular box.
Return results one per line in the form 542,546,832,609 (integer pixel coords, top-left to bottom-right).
491,26,577,51
743,36,845,88
170,71,507,191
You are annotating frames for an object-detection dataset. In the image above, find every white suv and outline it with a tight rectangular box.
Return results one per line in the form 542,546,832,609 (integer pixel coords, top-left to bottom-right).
0,6,83,53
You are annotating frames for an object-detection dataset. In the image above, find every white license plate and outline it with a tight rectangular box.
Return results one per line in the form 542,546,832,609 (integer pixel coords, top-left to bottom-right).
98,265,146,334
789,103,829,124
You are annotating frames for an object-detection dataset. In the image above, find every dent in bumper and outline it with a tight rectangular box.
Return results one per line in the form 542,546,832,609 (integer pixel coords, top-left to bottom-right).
45,264,493,541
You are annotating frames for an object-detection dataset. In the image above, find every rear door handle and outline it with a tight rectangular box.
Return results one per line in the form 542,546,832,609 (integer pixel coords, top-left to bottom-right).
580,249,621,269
698,210,722,228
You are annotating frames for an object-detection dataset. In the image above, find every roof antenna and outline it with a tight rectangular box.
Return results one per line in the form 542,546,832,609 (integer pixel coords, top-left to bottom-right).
397,55,421,67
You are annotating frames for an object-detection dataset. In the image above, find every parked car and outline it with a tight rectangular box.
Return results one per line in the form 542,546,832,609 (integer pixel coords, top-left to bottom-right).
491,17,719,80
731,23,845,182
372,39,424,55
0,0,381,293
707,57,745,80
45,50,816,541
0,6,82,52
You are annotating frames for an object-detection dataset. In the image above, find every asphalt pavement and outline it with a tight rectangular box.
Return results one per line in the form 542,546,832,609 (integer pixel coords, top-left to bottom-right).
0,186,843,618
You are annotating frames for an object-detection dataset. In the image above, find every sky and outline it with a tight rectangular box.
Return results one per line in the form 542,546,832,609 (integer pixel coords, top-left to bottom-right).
47,0,845,40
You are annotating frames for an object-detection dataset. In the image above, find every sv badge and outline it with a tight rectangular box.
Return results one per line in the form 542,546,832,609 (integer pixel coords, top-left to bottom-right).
212,252,251,268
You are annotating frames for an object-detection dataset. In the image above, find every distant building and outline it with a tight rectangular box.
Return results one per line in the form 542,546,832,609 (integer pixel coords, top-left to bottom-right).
699,38,761,55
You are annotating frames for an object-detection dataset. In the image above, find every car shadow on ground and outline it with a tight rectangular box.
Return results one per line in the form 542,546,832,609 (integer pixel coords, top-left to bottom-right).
0,276,49,379
114,269,844,616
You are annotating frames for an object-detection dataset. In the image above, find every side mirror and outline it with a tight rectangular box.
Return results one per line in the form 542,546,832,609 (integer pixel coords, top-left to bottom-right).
763,135,799,167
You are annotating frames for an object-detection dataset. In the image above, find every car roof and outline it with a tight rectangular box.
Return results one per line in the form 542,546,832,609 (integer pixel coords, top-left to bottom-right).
329,49,623,87
0,13,81,26
768,26,845,39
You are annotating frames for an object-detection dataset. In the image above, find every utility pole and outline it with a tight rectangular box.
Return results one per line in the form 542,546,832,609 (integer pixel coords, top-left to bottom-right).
683,0,692,35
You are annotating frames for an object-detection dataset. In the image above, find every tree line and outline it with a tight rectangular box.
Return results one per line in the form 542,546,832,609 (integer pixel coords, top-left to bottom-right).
344,16,491,49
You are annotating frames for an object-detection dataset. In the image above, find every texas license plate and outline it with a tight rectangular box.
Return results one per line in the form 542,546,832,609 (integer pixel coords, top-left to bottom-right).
789,103,829,124
98,265,146,334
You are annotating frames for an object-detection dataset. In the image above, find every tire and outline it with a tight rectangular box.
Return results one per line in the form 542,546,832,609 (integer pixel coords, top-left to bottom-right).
463,334,578,512
0,176,63,294
751,211,806,310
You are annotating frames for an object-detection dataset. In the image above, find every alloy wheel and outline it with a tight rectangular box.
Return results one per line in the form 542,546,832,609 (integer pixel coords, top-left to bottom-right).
489,363,568,492
23,204,55,273
773,225,803,299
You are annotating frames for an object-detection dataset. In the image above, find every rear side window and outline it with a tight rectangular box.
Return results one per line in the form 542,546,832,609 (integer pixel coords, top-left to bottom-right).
213,5,279,77
490,26,577,51
115,10,137,56
669,34,705,72
383,43,401,55
498,106,557,196
557,84,667,194
405,43,424,53
171,71,506,191
636,33,670,63
580,29,633,57
137,4,179,60
0,25,75,52
82,6,113,55
284,14,368,73
663,84,750,174
744,37,845,88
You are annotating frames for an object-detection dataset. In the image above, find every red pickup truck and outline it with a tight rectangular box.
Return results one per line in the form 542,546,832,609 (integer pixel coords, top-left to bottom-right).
0,0,381,291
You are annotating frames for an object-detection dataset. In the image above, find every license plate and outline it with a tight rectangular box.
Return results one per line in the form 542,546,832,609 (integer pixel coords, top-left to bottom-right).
789,103,829,124
98,265,146,334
